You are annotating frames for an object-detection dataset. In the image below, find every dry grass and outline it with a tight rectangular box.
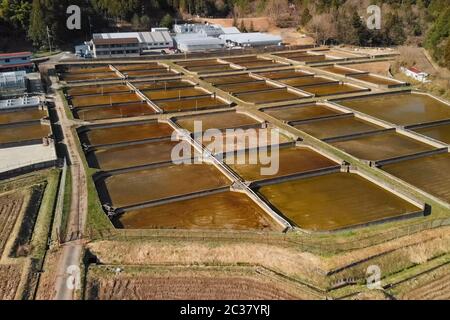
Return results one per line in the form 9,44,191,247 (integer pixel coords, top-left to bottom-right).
88,241,324,283
86,266,312,300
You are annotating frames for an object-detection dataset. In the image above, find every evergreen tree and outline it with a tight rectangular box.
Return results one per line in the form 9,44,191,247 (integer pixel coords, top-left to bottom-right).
28,0,46,47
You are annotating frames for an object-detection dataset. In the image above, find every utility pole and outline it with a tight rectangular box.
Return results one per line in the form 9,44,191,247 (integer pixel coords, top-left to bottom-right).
46,26,52,53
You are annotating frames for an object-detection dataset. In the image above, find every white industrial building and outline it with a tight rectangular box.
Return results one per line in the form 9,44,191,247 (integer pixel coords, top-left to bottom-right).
0,71,27,96
92,31,173,51
219,33,283,47
173,34,225,52
0,96,41,110
91,37,141,58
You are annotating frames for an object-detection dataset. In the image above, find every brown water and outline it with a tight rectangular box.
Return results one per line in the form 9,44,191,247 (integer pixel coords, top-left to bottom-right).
74,103,156,121
87,140,182,171
256,69,312,80
218,81,274,93
264,104,343,122
336,93,450,126
258,172,420,231
224,56,259,63
413,123,450,144
382,153,450,204
143,87,208,101
67,66,111,74
62,72,119,82
331,131,435,161
202,74,255,85
201,128,291,153
236,89,306,104
280,76,337,87
100,163,231,208
294,116,381,140
176,59,222,67
0,123,50,144
283,54,328,63
115,191,279,230
134,80,191,91
237,61,286,69
0,109,46,125
123,69,176,78
301,83,367,97
81,122,173,146
187,65,236,73
175,111,260,132
229,146,338,181
349,73,401,86
114,63,163,72
156,97,229,113
319,66,355,75
67,84,130,96
71,93,141,108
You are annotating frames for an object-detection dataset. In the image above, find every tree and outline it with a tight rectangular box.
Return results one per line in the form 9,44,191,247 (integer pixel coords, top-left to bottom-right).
160,13,173,29
131,13,140,30
300,8,312,26
28,0,46,47
239,19,246,32
140,15,150,29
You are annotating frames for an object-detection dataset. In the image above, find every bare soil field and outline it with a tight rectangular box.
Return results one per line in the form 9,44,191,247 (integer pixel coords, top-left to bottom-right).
0,192,25,257
394,264,450,300
86,266,313,300
344,61,393,77
0,264,22,299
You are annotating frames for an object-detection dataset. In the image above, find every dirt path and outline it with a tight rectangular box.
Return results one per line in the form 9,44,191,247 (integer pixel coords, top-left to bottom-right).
41,56,88,299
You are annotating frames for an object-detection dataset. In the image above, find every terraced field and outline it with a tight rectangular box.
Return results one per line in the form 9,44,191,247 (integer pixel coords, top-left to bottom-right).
402,274,450,300
0,192,24,257
0,264,22,300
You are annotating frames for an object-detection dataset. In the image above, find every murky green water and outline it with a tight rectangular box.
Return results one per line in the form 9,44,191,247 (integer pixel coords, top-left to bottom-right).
115,191,279,230
331,131,435,161
258,172,420,231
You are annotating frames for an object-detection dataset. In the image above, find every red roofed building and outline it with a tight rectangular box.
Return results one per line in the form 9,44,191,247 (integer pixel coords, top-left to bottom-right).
0,52,33,72
400,66,430,83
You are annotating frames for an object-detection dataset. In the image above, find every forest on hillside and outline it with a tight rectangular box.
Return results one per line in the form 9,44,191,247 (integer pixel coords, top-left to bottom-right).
0,0,448,68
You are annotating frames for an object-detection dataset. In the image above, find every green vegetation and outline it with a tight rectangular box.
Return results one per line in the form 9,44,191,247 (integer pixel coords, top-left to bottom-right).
0,0,448,70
